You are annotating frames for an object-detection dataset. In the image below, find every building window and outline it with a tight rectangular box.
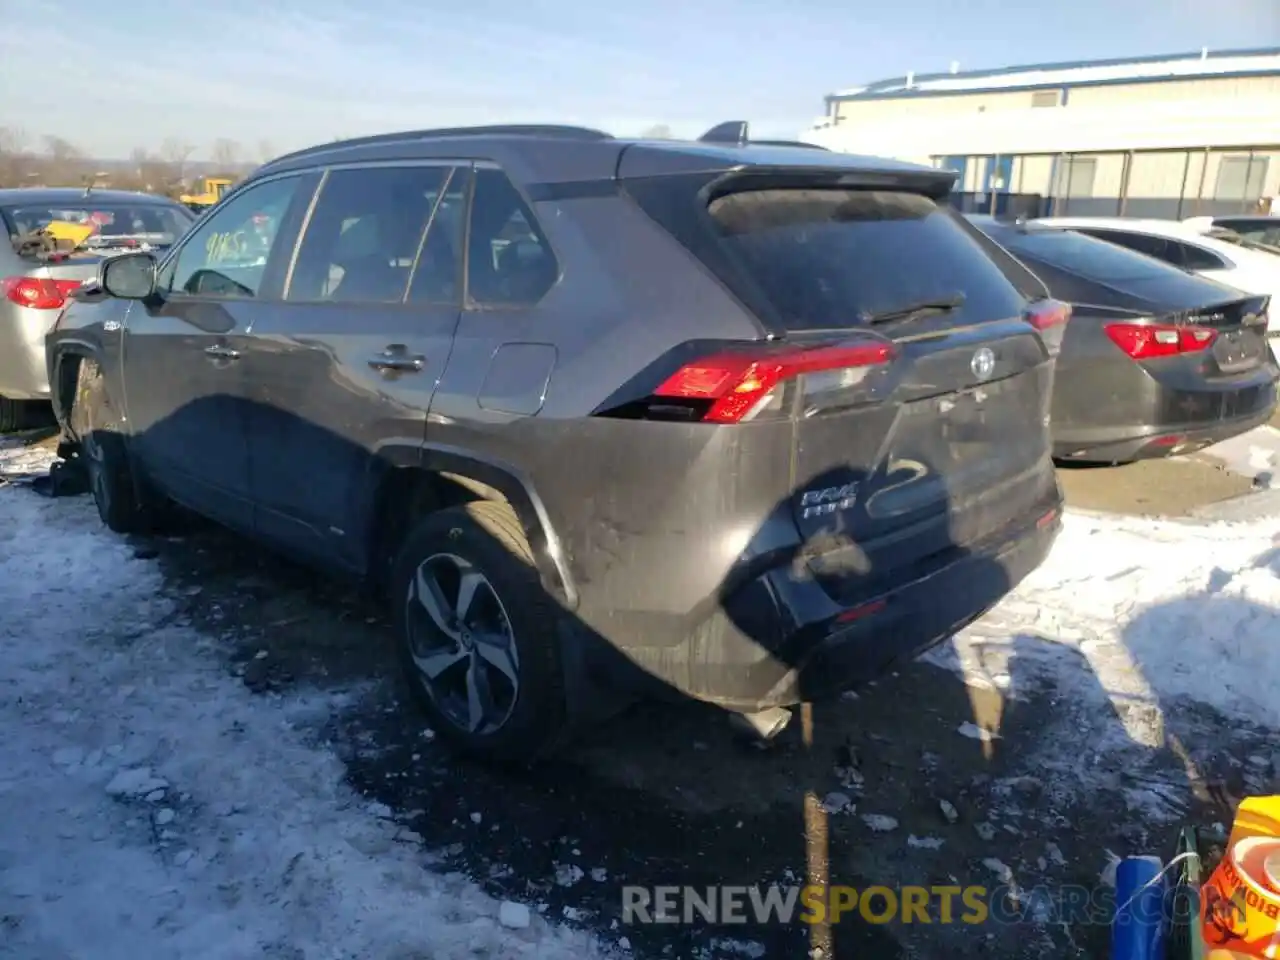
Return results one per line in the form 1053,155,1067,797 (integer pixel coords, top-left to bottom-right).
1214,156,1268,201
1059,157,1097,198
1031,90,1060,108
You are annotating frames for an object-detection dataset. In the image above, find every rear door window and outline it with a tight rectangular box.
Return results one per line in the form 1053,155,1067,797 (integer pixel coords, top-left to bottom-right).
406,168,469,305
287,165,453,303
706,189,1026,330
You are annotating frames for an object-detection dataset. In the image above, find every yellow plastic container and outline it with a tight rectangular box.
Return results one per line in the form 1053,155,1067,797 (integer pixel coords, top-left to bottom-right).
1203,796,1280,959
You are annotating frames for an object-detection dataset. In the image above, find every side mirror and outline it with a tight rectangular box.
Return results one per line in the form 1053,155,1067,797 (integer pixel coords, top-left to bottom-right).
100,252,158,300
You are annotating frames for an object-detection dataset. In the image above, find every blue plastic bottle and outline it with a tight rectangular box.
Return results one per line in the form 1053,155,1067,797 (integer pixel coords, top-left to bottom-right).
1112,855,1168,960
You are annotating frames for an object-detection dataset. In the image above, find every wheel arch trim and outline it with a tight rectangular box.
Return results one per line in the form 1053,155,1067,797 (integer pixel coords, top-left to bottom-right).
374,440,578,609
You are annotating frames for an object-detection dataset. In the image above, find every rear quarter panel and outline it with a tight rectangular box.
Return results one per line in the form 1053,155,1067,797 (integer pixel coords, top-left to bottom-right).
424,189,775,641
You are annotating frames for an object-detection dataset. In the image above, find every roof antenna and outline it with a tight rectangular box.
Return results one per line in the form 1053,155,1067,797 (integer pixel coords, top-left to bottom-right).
698,121,749,145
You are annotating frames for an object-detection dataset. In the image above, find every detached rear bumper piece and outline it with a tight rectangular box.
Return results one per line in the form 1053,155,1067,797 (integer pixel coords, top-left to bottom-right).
597,491,1063,712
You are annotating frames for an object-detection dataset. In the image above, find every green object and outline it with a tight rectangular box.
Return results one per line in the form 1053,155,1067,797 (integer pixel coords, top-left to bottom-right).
1167,826,1204,960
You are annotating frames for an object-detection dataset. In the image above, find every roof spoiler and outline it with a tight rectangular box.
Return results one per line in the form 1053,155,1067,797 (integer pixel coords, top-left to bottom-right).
697,121,828,150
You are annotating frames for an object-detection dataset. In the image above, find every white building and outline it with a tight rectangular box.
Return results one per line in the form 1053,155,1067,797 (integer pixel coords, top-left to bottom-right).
802,47,1280,218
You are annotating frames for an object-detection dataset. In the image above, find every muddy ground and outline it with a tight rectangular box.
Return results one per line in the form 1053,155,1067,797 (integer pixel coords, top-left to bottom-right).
7,429,1277,958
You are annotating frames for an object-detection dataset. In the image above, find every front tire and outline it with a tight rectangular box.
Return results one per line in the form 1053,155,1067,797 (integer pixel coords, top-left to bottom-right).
69,363,163,534
390,500,567,763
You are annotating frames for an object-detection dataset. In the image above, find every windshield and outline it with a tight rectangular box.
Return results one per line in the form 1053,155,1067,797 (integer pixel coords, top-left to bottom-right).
986,226,1179,282
3,202,194,249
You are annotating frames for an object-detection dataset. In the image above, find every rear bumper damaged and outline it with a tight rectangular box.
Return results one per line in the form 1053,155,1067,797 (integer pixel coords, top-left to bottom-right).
596,490,1063,712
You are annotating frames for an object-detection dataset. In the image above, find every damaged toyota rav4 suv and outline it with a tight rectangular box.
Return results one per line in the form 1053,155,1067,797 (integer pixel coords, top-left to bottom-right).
47,121,1064,762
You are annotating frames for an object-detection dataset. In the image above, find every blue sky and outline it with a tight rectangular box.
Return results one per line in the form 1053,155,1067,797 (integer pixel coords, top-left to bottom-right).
1,0,1277,159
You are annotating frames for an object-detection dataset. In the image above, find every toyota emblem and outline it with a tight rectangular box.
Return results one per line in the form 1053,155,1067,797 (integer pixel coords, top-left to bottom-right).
971,347,996,381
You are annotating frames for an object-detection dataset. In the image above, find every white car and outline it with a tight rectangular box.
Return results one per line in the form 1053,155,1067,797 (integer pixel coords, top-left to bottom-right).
1180,214,1280,249
1035,216,1280,335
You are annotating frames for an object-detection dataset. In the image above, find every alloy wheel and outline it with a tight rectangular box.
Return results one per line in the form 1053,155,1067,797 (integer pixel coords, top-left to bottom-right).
405,552,520,735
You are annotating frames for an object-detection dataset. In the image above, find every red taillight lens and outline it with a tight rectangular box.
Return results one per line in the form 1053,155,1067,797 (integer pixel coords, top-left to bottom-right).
2,276,83,310
653,341,896,424
1103,322,1216,360
1026,299,1071,332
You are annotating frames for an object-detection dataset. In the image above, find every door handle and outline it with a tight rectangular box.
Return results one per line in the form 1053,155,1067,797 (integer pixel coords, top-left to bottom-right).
204,345,241,360
368,351,425,373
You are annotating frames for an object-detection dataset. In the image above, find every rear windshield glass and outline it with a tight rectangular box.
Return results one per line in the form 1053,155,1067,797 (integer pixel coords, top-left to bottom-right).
3,202,193,249
991,226,1178,283
707,189,1027,330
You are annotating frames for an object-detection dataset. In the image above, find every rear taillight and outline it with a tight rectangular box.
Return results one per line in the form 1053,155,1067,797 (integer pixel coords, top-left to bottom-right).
1023,298,1070,359
1025,299,1071,332
652,341,897,424
2,276,83,310
1104,322,1216,360
1024,298,1071,358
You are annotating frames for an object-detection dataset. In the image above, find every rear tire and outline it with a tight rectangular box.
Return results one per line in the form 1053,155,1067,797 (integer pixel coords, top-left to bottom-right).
69,363,165,534
390,500,568,764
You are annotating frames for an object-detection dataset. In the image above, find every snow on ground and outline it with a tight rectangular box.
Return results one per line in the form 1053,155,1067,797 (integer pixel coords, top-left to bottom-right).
0,439,614,960
921,504,1280,816
928,507,1280,730
1190,424,1280,490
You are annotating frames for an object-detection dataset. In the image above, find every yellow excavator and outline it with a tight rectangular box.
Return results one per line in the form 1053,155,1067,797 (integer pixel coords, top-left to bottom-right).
179,176,235,212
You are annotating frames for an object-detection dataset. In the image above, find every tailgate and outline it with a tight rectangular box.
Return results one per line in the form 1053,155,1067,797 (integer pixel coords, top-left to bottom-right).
793,323,1054,592
697,184,1058,593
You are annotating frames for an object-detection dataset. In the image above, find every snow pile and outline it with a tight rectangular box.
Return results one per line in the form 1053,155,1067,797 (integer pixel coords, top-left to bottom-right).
0,441,613,960
927,509,1280,737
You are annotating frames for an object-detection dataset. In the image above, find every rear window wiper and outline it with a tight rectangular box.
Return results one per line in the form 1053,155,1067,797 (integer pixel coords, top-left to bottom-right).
860,293,966,327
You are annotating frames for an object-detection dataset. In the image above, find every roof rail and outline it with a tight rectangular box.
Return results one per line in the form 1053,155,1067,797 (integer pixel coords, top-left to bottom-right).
751,139,829,151
695,123,827,150
264,124,614,169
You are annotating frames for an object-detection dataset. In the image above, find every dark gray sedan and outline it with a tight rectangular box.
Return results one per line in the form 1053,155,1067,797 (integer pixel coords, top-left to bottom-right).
970,215,1278,463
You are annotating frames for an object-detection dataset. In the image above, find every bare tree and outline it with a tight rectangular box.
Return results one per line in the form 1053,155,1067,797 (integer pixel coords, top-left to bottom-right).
124,146,173,193
211,137,240,171
256,139,275,164
43,135,82,162
0,126,27,155
41,135,89,185
0,126,31,186
159,137,196,189
641,124,674,139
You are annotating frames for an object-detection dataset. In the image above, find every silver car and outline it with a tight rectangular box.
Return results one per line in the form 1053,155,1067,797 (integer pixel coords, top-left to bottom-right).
0,187,195,430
